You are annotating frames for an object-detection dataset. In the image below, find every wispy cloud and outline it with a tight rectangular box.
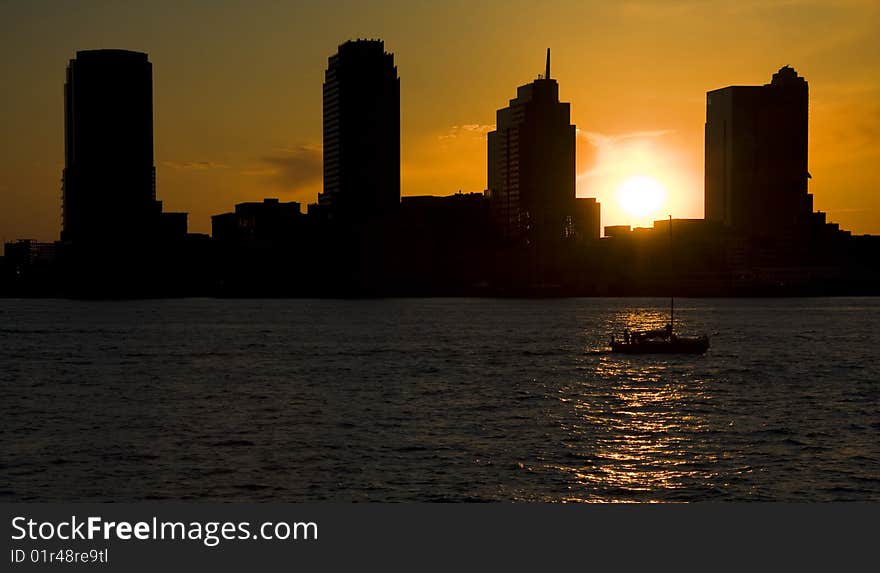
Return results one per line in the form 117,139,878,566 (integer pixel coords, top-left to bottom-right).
256,145,323,191
438,124,495,141
163,160,229,170
577,129,674,148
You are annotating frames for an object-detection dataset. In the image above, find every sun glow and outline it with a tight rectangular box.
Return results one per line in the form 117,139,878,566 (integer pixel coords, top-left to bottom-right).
616,175,666,220
576,130,703,233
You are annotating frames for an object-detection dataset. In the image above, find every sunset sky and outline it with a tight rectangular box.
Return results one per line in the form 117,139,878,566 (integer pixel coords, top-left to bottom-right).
1,0,879,242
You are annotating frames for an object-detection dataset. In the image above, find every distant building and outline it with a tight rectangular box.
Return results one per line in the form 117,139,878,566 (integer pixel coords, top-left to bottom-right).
603,225,632,239
62,49,162,243
574,197,601,241
211,198,302,244
159,211,189,241
603,219,716,242
398,192,493,291
3,240,58,267
399,192,491,243
651,218,714,237
2,240,59,294
318,39,400,223
488,49,576,242
704,66,812,237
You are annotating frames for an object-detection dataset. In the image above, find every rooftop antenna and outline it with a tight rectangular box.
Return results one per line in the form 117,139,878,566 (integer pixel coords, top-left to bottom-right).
545,48,551,80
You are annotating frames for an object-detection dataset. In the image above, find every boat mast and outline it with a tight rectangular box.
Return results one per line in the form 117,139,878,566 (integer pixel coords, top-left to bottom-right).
669,215,674,333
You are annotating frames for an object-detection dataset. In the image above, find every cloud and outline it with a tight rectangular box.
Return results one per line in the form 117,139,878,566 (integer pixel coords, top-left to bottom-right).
258,145,323,190
577,129,674,149
438,124,495,141
162,160,229,170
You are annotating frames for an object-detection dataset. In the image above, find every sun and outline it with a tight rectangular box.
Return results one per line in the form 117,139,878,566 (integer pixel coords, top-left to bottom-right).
616,175,666,222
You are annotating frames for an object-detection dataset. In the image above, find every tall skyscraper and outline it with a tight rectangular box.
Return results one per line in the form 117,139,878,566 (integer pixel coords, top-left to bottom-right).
62,49,160,243
704,66,812,237
487,50,576,242
319,40,400,223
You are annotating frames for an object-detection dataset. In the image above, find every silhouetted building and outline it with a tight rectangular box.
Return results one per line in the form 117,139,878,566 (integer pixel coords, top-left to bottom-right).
399,192,491,245
705,66,812,237
159,209,189,240
573,197,601,241
57,49,195,297
318,40,400,222
651,218,715,238
603,225,631,239
212,198,303,244
2,240,59,296
209,199,305,296
62,49,160,243
488,49,576,242
398,192,493,292
159,211,188,241
4,240,58,268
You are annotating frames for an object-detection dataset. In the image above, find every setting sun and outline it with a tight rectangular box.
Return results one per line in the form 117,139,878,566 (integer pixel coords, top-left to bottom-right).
576,129,700,233
616,175,666,223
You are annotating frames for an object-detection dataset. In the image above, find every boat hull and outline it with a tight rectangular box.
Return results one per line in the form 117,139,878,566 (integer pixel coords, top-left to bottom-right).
610,337,709,355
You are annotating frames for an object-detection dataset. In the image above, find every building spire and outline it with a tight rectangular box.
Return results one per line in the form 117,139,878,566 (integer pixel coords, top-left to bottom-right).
545,48,551,80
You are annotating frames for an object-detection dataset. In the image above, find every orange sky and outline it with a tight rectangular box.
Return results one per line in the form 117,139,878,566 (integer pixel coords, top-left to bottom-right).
1,0,878,242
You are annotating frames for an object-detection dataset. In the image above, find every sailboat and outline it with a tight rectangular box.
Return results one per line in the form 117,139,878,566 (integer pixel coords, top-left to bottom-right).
609,216,710,354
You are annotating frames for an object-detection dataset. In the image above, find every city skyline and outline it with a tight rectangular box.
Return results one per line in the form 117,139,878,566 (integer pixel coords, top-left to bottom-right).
2,0,879,243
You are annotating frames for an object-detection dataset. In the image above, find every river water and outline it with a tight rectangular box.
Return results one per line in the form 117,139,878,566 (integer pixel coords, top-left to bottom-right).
1,298,878,501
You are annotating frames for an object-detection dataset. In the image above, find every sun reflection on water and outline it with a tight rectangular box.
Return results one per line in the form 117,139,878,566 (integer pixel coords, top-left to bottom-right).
549,309,721,502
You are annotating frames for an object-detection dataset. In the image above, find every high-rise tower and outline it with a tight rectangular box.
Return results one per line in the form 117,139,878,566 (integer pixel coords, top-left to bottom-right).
319,40,400,223
704,66,812,237
62,49,159,243
487,49,576,242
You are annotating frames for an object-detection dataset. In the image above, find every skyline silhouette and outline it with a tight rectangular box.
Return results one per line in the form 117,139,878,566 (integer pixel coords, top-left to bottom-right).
0,40,878,297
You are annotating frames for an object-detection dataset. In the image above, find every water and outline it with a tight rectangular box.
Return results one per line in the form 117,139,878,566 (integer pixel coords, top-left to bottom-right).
1,298,878,502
